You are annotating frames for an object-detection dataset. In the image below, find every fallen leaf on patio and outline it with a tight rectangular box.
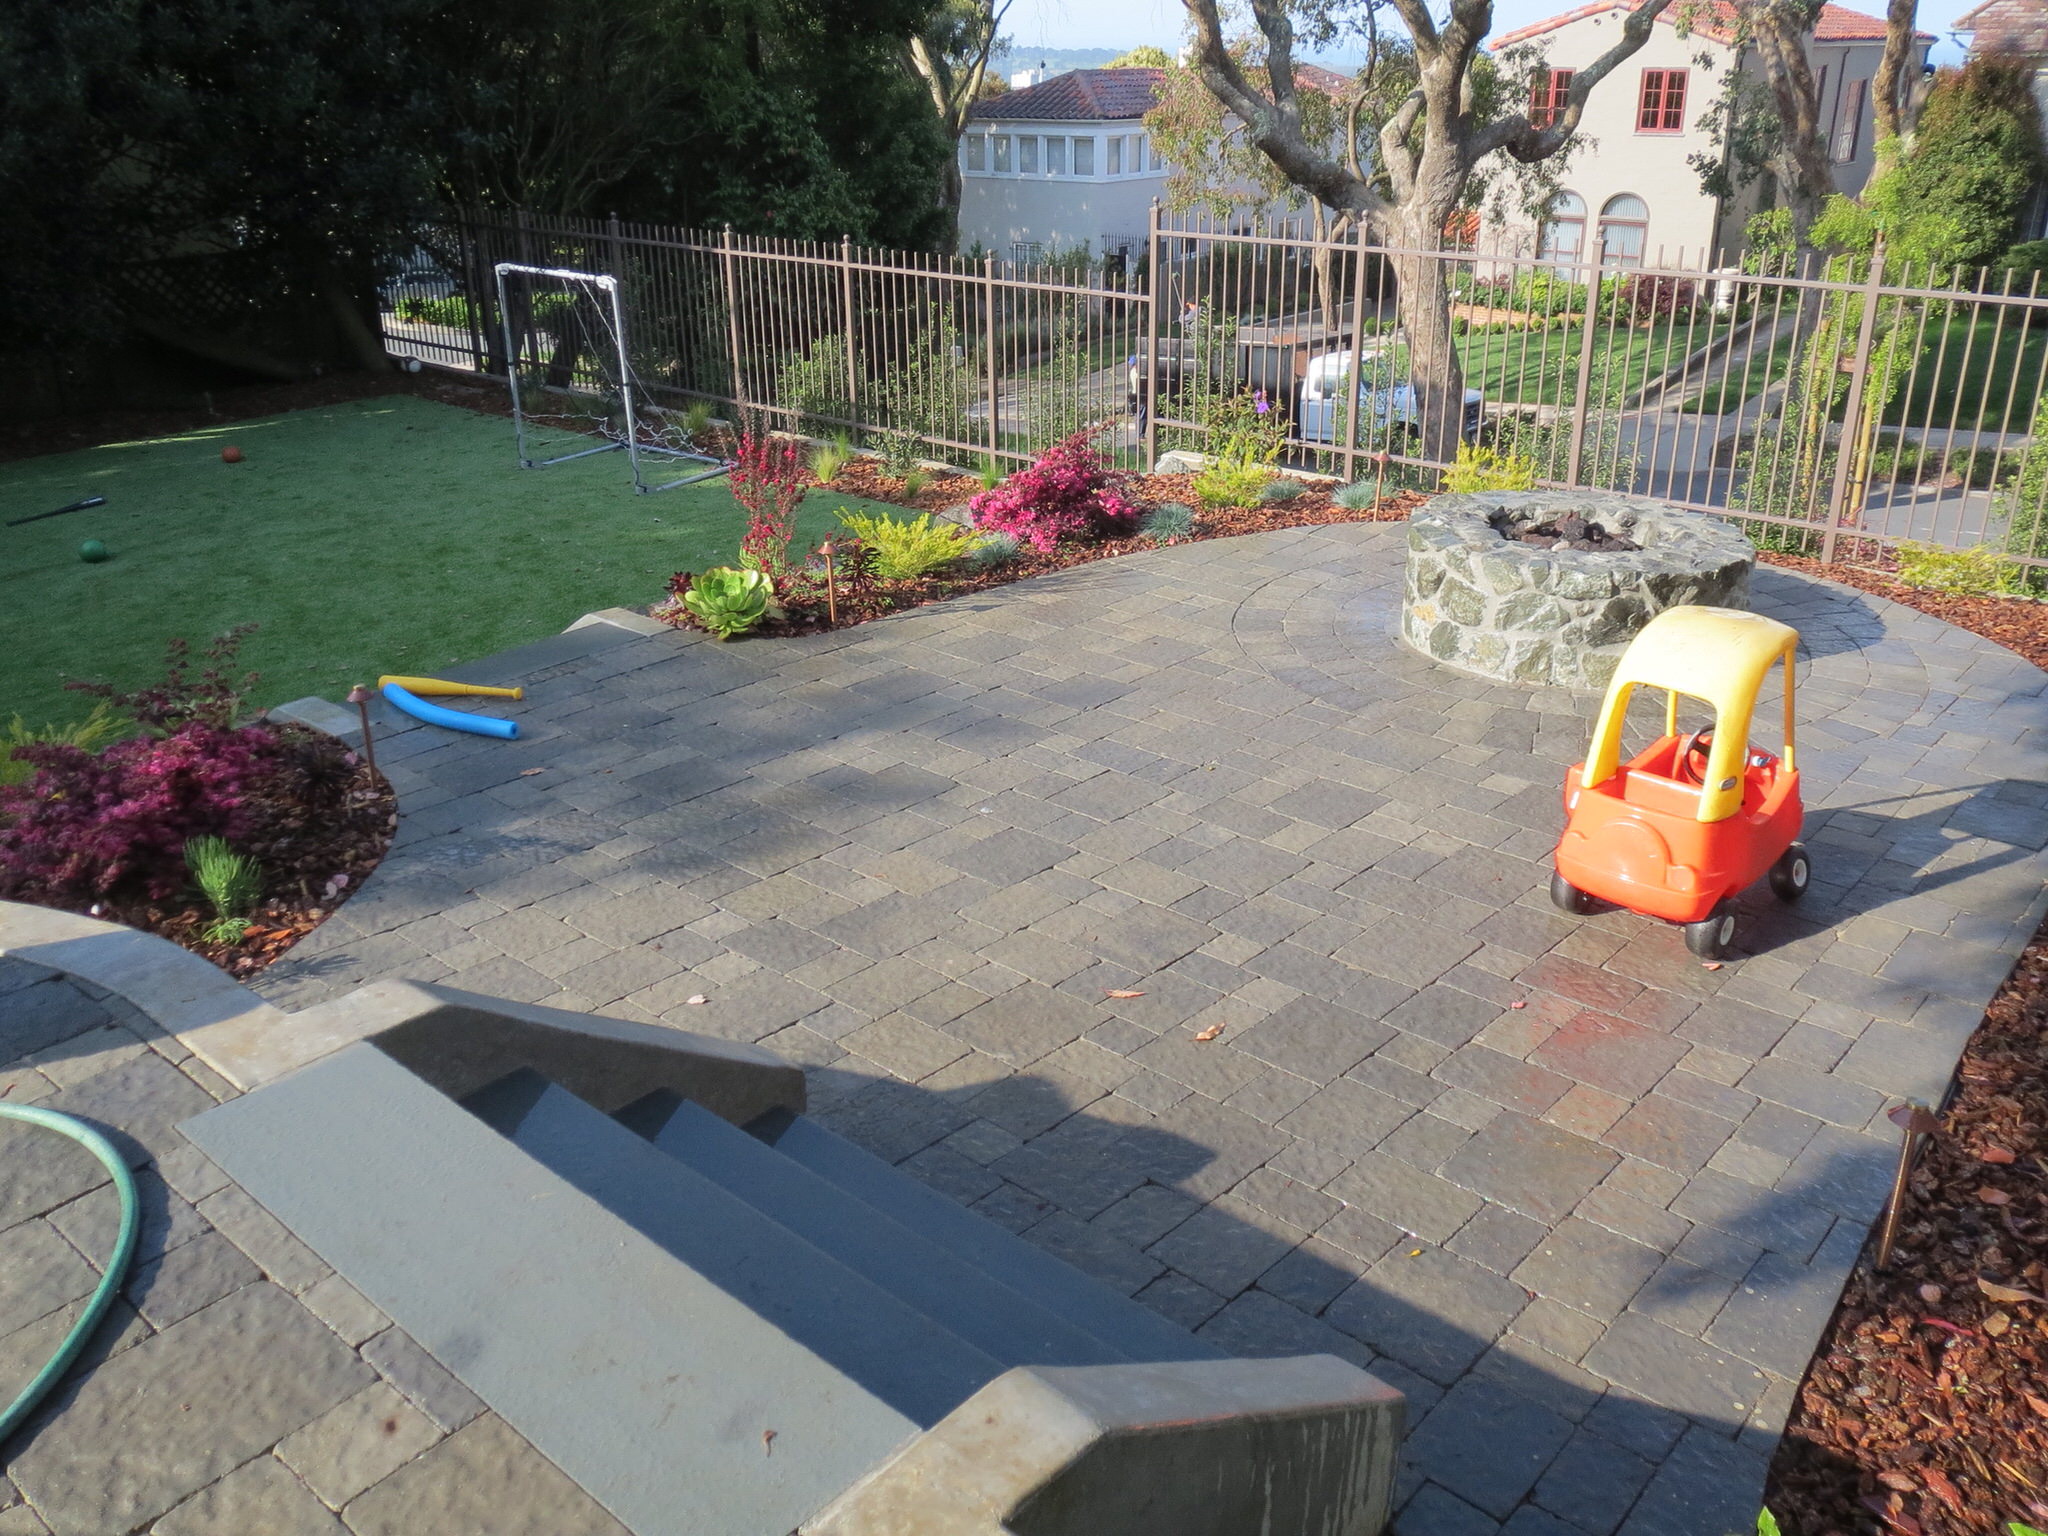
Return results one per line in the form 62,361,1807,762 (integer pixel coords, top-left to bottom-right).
1192,1023,1224,1041
519,767,546,776
1105,989,1145,998
1509,1000,1527,1009
1978,1277,2047,1305
1977,1186,2011,1205
1407,1249,1423,1257
685,994,707,1005
1984,1311,2012,1336
1979,1145,2017,1164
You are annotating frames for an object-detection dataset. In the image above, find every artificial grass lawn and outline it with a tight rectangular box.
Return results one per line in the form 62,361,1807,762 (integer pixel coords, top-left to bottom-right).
0,394,913,728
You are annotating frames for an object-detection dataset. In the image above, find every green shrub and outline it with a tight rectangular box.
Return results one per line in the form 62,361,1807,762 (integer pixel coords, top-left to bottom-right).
964,531,1020,572
1443,444,1538,492
1,703,123,788
1193,455,1274,510
775,332,855,435
809,433,855,483
682,567,774,639
902,466,931,500
1139,502,1196,544
875,428,922,480
1259,477,1306,503
975,457,1004,492
835,511,973,579
1999,239,2048,288
1892,540,2028,594
679,400,715,446
185,834,262,945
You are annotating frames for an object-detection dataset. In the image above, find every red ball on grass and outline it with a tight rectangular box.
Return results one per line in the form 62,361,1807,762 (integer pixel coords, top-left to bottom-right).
221,445,244,464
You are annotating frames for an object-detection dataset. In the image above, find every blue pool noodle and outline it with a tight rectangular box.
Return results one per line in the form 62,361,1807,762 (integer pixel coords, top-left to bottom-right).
380,681,519,740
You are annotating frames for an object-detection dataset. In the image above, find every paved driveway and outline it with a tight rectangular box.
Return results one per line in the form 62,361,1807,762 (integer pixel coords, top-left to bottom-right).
259,522,2048,1535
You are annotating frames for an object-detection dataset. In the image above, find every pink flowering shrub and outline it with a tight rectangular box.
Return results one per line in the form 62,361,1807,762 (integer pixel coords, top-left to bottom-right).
0,724,277,904
967,432,1139,552
730,429,810,577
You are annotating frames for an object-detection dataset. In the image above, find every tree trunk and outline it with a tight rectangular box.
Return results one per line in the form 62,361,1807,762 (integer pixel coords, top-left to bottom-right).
1391,200,1466,465
937,154,964,253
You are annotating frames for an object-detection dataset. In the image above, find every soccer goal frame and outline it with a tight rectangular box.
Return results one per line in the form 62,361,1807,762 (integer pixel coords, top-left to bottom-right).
494,262,731,494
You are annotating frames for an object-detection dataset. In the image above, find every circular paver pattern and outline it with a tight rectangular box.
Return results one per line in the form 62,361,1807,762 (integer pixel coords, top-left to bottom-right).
254,522,2048,1536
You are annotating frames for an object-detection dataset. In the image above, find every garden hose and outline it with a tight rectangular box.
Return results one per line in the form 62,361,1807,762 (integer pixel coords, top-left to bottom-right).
0,1104,140,1443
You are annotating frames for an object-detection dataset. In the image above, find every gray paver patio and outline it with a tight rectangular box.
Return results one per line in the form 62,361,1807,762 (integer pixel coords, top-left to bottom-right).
5,519,2045,1534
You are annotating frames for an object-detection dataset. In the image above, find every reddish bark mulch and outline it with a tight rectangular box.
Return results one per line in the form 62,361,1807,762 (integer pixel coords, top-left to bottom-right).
1765,925,2048,1536
1761,551,2048,673
31,728,396,980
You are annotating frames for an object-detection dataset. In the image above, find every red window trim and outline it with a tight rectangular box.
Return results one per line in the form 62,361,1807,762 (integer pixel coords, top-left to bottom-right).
1636,67,1687,133
1530,67,1575,129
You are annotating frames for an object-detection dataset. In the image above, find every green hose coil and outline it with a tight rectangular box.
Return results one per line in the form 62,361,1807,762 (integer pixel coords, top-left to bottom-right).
0,1104,141,1442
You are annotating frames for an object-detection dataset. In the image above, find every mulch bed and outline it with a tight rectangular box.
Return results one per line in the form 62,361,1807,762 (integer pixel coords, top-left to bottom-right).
1765,924,2048,1536
666,473,1426,641
1760,551,2048,673
18,727,396,981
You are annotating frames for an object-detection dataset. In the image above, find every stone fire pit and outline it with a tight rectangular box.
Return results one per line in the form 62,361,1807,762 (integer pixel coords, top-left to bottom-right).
1401,490,1755,688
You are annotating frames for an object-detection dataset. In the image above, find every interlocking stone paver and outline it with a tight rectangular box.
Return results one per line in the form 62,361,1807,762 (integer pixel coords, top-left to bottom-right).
8,1283,371,1536
339,1413,629,1536
275,1381,444,1509
1407,1376,1576,1518
1442,1114,1620,1225
151,1455,347,1536
225,524,2048,1533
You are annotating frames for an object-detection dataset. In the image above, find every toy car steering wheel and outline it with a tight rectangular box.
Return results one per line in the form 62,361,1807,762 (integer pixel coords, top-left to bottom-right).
1676,730,1715,785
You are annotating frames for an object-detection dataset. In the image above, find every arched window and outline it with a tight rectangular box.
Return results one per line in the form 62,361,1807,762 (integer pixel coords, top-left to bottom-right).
1599,194,1649,268
1537,192,1586,272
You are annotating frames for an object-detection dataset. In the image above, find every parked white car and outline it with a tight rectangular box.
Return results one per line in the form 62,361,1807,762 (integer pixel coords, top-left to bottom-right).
1294,348,1484,445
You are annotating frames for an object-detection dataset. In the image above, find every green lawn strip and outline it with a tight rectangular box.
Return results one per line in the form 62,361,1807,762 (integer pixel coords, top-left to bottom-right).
1459,322,1712,407
0,394,916,728
1887,314,2048,433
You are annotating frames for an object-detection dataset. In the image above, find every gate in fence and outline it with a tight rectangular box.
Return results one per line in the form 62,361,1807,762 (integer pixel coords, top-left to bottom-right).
376,208,2048,571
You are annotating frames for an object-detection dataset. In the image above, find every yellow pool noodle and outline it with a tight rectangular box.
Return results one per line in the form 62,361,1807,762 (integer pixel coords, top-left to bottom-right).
377,675,525,701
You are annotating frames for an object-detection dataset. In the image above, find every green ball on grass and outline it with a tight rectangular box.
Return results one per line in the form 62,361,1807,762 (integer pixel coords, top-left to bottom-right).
79,539,110,563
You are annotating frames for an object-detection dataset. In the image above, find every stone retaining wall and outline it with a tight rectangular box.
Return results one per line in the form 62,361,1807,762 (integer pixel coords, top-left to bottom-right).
1400,490,1755,688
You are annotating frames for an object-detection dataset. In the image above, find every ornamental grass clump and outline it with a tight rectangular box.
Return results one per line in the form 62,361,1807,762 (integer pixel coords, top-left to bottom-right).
966,432,1137,552
185,834,262,944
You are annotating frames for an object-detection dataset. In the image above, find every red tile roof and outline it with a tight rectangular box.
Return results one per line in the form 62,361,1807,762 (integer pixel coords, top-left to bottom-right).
969,69,1166,122
969,63,1353,122
1495,0,1930,48
1957,0,2048,54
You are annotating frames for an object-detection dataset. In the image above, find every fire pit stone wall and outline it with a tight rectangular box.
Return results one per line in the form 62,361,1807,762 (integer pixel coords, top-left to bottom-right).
1401,490,1755,688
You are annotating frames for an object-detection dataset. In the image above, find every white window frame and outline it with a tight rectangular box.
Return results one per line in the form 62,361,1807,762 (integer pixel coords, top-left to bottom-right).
1107,136,1123,176
992,134,1012,173
964,134,986,173
1046,136,1066,175
1018,135,1039,173
1073,136,1095,176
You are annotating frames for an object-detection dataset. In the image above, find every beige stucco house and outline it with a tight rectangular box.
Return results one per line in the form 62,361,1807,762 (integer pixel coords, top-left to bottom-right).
1490,0,1931,267
958,70,1170,266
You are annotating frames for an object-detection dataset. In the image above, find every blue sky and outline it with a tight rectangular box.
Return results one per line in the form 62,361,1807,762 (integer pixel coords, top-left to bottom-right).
1002,0,1974,65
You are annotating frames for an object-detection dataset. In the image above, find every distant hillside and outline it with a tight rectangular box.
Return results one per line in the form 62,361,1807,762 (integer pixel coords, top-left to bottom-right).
990,46,1128,77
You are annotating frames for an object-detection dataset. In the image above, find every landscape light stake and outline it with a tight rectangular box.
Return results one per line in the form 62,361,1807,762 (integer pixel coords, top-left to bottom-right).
347,685,378,781
1875,1100,1939,1271
821,541,839,627
1373,451,1388,511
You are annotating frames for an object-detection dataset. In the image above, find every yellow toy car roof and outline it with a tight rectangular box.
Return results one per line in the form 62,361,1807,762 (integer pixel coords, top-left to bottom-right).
1605,606,1798,712
1583,605,1800,823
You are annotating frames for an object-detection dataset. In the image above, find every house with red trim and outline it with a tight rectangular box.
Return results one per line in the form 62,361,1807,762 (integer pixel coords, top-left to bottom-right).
1490,0,1931,266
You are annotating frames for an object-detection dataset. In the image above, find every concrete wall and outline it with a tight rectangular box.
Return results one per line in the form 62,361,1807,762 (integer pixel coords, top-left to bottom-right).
958,119,1167,258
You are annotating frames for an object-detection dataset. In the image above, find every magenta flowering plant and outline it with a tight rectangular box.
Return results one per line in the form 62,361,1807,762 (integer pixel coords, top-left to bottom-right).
966,432,1139,552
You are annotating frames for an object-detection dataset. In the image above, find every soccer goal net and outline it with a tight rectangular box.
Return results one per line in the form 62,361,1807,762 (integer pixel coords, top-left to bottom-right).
493,262,729,493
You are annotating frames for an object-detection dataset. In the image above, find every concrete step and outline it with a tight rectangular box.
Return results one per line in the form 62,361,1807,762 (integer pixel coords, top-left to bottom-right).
615,1090,1127,1371
186,1045,930,1536
745,1107,1224,1366
460,1070,1004,1424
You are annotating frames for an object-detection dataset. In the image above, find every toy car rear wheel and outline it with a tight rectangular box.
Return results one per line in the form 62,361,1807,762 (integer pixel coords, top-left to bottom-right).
1550,870,1597,915
1769,843,1811,903
1683,902,1738,961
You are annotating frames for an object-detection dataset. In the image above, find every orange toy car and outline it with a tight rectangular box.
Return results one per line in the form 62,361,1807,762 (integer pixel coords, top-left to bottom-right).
1550,605,1810,960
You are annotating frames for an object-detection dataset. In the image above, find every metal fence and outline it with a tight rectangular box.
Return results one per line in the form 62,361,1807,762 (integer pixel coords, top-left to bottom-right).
379,207,2048,570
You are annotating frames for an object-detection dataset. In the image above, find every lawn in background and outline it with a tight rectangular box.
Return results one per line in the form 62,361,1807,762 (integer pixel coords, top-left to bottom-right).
0,394,908,727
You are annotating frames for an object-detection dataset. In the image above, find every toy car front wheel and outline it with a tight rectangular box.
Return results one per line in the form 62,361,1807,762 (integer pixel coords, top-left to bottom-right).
1683,902,1738,960
1550,870,1597,915
1769,843,1811,903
